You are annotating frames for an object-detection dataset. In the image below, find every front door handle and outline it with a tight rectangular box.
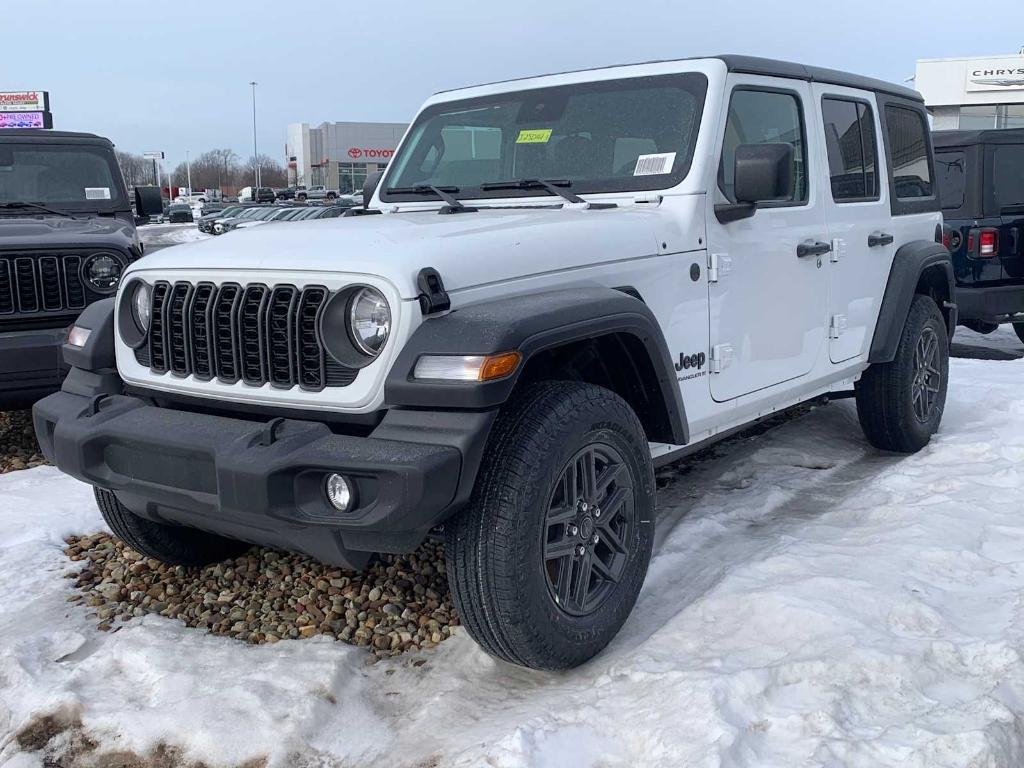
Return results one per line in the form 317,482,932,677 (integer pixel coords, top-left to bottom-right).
868,232,895,247
797,240,832,258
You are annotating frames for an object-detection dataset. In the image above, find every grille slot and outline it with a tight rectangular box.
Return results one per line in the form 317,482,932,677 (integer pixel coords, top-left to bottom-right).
0,253,96,318
134,281,355,391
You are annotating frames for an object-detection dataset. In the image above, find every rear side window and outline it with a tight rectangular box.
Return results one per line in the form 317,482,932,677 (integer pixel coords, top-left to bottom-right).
719,89,807,205
884,106,932,199
992,145,1024,210
821,97,879,202
935,151,966,210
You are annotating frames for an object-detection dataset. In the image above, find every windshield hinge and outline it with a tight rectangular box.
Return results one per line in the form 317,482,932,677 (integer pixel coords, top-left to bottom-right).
417,267,450,315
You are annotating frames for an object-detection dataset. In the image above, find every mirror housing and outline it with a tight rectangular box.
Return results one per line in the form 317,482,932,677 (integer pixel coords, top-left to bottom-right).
734,143,794,203
715,143,794,224
134,186,164,217
362,170,383,209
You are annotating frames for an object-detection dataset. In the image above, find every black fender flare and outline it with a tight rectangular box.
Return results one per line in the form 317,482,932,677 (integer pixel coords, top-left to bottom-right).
385,287,689,445
869,240,956,364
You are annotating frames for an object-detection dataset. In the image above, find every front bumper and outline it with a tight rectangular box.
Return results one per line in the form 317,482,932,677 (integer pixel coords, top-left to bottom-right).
33,389,486,568
0,326,69,407
956,283,1024,323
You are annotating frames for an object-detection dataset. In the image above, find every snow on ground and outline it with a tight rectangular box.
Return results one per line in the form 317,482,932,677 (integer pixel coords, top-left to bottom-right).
138,222,210,251
5,357,1024,766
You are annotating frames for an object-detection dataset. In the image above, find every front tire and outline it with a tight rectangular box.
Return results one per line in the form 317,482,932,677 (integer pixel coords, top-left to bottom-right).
94,488,249,567
856,295,948,453
445,382,655,670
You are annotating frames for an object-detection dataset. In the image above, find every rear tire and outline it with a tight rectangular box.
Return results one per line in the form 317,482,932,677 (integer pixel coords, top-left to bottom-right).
1013,323,1024,345
445,382,655,670
94,488,249,567
856,295,948,453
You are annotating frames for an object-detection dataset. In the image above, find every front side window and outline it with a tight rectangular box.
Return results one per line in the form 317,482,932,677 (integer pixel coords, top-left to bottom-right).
0,143,125,209
821,97,878,202
935,151,966,211
885,106,932,199
719,89,807,204
381,73,708,201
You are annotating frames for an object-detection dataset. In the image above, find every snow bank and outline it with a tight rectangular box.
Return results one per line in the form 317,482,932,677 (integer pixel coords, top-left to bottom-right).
4,358,1024,767
138,223,210,250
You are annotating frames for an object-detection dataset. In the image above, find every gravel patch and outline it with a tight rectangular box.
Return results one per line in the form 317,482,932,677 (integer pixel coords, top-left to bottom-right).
64,534,458,661
0,409,46,474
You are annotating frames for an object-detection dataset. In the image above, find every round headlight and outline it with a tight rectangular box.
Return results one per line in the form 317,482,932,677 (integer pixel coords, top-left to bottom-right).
83,253,122,292
132,282,152,333
348,287,391,356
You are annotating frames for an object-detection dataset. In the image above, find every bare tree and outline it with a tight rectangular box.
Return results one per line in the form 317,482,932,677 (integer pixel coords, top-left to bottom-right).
244,154,287,188
115,150,153,189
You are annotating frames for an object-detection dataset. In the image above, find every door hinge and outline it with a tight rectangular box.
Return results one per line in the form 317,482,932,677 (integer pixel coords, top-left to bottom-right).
829,314,847,339
708,252,731,283
830,238,846,263
709,343,735,374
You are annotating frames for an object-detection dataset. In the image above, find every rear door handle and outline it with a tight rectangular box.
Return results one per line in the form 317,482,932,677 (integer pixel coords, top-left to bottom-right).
868,232,894,247
797,240,832,258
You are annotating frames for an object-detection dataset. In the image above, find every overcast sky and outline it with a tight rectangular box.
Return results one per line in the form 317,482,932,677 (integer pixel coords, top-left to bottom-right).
6,0,1024,171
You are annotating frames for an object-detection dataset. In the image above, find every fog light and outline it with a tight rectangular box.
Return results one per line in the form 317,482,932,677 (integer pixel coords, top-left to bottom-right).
325,473,353,512
67,326,91,347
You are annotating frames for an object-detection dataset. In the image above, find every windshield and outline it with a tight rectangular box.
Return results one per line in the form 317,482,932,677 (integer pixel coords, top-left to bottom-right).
0,142,126,209
381,73,707,202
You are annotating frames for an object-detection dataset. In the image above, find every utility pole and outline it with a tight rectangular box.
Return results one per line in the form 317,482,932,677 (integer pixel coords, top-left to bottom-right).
250,81,260,189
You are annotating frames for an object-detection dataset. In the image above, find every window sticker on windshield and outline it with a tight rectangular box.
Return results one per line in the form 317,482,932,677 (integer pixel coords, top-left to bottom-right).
516,129,553,144
633,153,676,176
84,187,111,200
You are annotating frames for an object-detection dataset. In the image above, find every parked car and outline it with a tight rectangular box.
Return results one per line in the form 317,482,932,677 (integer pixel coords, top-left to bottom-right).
166,203,194,223
232,207,300,230
295,185,339,201
218,206,284,233
197,204,245,233
35,55,952,670
0,129,159,407
274,187,297,201
211,205,269,234
934,128,1024,339
238,186,276,203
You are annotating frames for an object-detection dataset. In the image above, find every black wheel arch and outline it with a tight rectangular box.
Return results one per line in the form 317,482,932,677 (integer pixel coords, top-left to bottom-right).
869,240,956,364
385,287,689,445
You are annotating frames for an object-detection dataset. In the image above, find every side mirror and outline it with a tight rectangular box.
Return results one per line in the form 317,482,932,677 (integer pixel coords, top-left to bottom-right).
362,171,383,209
135,186,164,217
715,143,794,224
734,143,793,203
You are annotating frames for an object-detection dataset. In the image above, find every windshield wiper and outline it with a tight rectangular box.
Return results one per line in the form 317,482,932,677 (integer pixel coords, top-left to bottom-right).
0,201,74,218
480,178,585,204
384,184,476,214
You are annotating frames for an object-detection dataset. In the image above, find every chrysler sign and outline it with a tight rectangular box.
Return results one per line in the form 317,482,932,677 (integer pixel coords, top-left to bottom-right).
966,59,1024,92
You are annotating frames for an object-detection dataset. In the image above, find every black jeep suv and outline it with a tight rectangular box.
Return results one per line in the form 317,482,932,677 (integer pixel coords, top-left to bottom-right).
934,129,1024,339
0,130,154,407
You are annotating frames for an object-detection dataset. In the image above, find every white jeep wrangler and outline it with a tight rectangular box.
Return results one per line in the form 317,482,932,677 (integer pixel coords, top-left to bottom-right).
35,55,955,670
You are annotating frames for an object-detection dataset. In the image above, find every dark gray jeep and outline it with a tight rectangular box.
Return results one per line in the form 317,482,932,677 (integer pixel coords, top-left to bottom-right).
0,130,156,407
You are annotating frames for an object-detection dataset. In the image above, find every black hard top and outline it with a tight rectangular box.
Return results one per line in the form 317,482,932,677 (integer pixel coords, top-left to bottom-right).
439,54,922,103
933,128,1024,148
0,129,113,145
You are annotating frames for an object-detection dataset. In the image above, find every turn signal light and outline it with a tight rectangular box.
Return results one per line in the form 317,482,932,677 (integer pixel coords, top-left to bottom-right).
979,229,998,257
413,351,522,382
67,326,91,347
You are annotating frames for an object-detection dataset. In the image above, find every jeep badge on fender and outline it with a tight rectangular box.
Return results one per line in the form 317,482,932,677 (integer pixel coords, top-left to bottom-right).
34,54,952,671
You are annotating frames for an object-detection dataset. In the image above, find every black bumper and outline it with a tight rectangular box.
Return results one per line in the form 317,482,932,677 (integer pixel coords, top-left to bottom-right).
956,283,1024,323
33,389,491,568
0,326,69,408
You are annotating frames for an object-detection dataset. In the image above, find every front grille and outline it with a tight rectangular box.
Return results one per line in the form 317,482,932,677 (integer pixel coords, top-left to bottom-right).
138,281,357,391
0,253,90,316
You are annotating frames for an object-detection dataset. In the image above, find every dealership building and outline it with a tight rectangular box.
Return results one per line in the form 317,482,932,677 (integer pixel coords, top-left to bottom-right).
286,121,408,193
915,51,1024,130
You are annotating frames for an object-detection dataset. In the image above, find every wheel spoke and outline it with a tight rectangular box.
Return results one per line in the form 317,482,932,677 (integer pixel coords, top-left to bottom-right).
544,537,578,561
600,486,629,521
546,505,576,527
595,461,626,498
590,552,620,584
555,557,574,606
570,549,593,612
598,520,628,554
579,450,598,500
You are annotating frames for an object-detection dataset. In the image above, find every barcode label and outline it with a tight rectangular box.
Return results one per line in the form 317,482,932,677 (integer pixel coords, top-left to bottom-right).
633,152,676,176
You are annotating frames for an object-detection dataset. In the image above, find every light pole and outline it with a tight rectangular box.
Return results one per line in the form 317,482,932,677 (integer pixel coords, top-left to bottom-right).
186,150,193,196
250,81,260,189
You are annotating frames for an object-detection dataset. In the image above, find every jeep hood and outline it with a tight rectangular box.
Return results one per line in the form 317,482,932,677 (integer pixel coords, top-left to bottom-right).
128,205,700,299
0,214,137,250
